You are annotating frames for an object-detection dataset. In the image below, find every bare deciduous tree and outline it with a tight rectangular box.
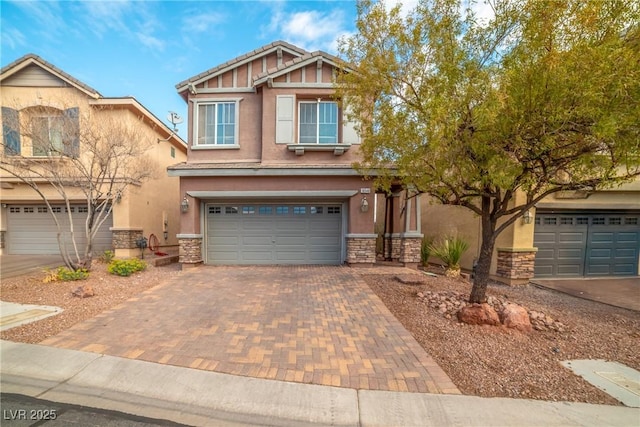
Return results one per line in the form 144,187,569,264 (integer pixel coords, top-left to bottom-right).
1,97,156,270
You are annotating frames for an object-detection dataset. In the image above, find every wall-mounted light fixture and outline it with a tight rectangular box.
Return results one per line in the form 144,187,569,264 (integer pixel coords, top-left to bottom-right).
360,196,369,213
181,194,189,213
522,209,533,224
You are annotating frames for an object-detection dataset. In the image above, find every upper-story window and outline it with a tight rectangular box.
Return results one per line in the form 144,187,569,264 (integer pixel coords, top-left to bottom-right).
1,106,79,157
298,101,338,144
196,101,239,147
32,115,65,156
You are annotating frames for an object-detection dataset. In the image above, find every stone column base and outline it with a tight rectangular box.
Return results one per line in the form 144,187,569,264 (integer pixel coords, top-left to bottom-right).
383,234,402,261
399,235,423,267
178,234,203,267
496,248,538,286
346,234,377,265
110,228,141,258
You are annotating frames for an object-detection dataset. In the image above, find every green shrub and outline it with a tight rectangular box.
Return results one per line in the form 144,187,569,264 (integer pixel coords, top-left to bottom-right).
99,250,115,264
44,266,89,282
108,258,147,277
429,235,469,276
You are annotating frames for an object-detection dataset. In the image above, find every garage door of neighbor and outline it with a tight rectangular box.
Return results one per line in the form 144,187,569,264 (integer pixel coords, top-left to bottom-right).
534,212,640,278
7,205,113,255
206,203,343,265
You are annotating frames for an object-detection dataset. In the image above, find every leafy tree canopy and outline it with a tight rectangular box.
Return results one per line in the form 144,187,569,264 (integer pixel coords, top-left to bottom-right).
337,0,640,302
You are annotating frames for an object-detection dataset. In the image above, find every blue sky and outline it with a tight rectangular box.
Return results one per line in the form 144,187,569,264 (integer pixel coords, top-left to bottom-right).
1,0,362,140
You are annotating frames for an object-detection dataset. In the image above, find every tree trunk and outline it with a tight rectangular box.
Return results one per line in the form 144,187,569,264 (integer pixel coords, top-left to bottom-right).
469,196,497,303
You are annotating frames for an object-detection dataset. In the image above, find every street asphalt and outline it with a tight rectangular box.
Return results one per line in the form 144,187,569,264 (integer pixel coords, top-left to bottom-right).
1,340,639,427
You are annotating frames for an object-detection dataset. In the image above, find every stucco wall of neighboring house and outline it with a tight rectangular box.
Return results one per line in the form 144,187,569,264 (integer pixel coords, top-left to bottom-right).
536,179,640,210
106,108,186,256
421,190,535,277
422,178,640,281
0,85,186,258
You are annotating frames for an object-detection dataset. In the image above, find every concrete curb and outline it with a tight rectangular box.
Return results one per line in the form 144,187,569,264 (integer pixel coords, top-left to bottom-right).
2,340,639,426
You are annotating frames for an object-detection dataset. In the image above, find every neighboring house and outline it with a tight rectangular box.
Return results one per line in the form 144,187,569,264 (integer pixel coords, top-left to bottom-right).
0,54,187,258
422,179,640,284
170,41,422,267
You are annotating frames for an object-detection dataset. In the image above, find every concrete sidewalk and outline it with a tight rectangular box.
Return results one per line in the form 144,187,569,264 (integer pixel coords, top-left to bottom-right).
2,340,638,427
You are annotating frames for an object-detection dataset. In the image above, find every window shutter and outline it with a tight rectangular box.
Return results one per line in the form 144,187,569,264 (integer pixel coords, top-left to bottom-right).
341,100,360,144
2,107,21,155
64,107,79,156
275,95,294,144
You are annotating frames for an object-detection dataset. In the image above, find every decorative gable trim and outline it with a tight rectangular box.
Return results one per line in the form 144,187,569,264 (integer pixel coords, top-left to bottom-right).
1,54,102,99
175,41,308,93
252,51,347,87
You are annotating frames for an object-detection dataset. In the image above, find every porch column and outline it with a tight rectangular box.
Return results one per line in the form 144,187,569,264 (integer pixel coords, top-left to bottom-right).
177,233,203,268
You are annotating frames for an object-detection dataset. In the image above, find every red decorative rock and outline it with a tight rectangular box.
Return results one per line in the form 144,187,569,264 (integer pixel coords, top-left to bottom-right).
72,285,95,298
500,303,533,333
457,303,500,326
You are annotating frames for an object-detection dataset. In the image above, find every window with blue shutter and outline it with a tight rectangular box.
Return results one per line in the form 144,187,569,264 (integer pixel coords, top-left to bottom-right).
2,107,21,155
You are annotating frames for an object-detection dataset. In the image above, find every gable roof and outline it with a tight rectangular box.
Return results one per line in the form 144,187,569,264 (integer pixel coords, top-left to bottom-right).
1,53,102,98
252,50,348,86
175,40,309,93
1,54,186,152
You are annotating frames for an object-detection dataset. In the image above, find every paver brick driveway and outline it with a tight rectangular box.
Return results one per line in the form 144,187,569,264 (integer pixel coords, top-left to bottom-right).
42,265,459,393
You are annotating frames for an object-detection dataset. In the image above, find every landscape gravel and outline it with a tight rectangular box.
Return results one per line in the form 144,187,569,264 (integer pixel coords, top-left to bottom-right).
362,272,640,405
0,261,181,343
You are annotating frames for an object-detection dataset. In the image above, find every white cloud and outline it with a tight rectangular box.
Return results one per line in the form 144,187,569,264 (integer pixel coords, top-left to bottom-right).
262,7,348,53
8,0,67,42
182,11,224,33
136,32,165,51
1,26,26,50
82,0,133,37
382,0,419,18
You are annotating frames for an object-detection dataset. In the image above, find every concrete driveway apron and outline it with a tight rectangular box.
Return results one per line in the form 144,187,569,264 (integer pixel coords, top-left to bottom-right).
41,265,459,394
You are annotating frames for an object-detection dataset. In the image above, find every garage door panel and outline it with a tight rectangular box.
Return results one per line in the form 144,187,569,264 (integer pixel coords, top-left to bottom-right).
558,232,586,244
243,236,273,245
589,248,612,258
557,264,583,276
613,264,636,275
210,251,240,261
534,232,557,243
243,251,275,261
8,205,112,255
275,251,307,262
535,212,639,278
207,203,342,265
557,248,583,259
590,232,614,243
616,248,637,258
616,232,637,242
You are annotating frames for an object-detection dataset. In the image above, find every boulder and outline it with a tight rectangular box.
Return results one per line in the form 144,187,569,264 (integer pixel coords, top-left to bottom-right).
72,285,95,298
500,303,533,333
457,303,500,326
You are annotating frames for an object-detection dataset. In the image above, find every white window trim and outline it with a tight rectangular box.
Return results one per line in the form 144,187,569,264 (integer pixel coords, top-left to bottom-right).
193,98,242,149
297,99,338,144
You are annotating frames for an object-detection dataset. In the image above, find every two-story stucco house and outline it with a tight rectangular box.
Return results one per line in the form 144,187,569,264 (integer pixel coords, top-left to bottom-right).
170,41,423,267
0,54,187,258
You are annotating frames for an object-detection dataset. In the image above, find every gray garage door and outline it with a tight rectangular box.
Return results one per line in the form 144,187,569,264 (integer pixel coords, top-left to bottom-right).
534,212,639,278
206,203,342,265
7,205,113,255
